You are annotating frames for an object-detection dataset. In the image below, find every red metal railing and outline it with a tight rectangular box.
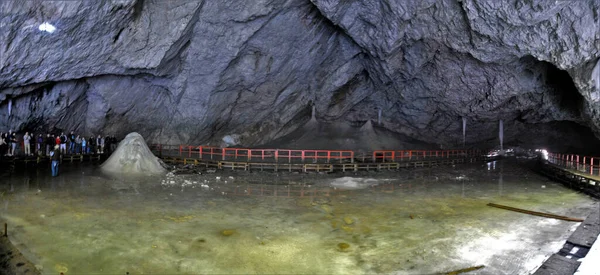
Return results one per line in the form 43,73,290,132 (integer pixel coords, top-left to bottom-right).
149,144,482,164
547,152,600,177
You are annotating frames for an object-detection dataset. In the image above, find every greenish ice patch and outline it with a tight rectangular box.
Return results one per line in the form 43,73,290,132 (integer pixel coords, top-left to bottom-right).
0,160,597,274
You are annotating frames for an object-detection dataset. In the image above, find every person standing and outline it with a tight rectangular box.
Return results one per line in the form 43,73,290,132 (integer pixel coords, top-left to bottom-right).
23,132,31,156
45,133,52,156
88,135,95,154
59,132,67,154
81,137,87,155
75,135,82,154
50,145,61,177
69,131,76,154
111,136,118,152
55,134,61,150
0,133,6,157
97,135,104,154
37,134,44,156
10,132,17,156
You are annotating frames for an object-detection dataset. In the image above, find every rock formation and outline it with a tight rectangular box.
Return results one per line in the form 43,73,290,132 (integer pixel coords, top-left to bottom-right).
0,0,599,152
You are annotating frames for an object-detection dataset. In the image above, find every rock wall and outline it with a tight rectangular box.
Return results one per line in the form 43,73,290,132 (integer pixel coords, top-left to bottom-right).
0,0,599,151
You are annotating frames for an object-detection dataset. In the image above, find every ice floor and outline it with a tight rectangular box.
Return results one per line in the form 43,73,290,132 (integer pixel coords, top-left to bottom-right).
0,160,597,274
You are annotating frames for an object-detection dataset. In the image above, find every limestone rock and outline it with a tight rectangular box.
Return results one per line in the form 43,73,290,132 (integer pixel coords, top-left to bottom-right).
0,0,599,152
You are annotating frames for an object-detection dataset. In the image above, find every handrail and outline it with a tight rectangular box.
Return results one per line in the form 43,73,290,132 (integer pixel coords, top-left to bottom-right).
149,144,482,164
546,152,599,177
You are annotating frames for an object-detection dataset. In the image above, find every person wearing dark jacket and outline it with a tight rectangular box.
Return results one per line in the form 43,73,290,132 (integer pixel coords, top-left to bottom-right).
50,145,61,177
59,132,67,154
10,133,17,156
88,135,95,154
45,134,53,156
37,134,44,156
69,131,76,154
0,133,7,157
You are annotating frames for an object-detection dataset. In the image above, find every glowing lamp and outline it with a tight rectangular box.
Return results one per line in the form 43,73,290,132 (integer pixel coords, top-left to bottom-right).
38,22,56,33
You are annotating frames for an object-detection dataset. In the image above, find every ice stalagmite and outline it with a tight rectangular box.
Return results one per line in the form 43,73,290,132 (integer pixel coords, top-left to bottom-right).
100,132,166,175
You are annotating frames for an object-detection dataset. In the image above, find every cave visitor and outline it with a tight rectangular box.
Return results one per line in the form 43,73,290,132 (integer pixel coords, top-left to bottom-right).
97,135,104,154
6,130,12,156
45,133,52,156
75,135,82,154
88,135,95,154
5,132,11,156
81,137,87,155
0,133,6,157
55,134,61,153
37,134,44,156
110,136,118,152
50,145,61,177
59,132,67,154
23,132,31,156
104,135,112,154
10,132,17,156
69,131,76,154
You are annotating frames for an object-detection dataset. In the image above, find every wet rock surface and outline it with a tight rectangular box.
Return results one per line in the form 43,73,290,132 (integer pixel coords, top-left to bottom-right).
0,0,599,151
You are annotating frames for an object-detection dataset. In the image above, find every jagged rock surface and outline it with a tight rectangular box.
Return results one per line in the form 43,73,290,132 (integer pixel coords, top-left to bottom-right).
0,0,599,152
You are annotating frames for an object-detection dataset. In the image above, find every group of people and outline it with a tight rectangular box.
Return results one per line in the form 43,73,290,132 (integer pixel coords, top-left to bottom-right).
0,130,119,158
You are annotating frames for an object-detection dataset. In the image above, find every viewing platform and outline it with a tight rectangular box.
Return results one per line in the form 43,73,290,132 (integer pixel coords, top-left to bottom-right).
535,152,600,275
149,145,485,172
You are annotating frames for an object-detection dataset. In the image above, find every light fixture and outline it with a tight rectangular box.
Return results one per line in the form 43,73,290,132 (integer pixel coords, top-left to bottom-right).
38,22,56,33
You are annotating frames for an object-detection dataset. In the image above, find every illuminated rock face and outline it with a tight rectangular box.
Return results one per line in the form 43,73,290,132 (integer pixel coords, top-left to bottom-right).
0,0,599,152
100,132,166,176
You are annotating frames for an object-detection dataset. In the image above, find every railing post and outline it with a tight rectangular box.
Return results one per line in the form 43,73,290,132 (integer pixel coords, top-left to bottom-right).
275,150,279,162
222,148,225,161
327,151,331,163
199,146,202,159
351,151,354,164
301,151,305,162
576,155,580,170
590,158,594,175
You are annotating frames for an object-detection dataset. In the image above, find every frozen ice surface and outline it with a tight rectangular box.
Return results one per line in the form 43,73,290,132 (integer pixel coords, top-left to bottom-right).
0,161,598,274
100,132,166,175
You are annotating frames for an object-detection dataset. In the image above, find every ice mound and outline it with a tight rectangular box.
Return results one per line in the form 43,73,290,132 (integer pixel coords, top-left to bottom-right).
330,177,379,190
100,132,167,175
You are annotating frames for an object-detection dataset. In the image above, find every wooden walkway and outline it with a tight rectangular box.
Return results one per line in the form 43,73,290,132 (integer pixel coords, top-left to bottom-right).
538,161,600,198
160,156,485,172
534,160,600,275
0,154,103,166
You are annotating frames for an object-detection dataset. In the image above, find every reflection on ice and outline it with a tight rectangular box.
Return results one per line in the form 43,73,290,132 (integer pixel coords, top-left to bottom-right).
330,177,382,190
